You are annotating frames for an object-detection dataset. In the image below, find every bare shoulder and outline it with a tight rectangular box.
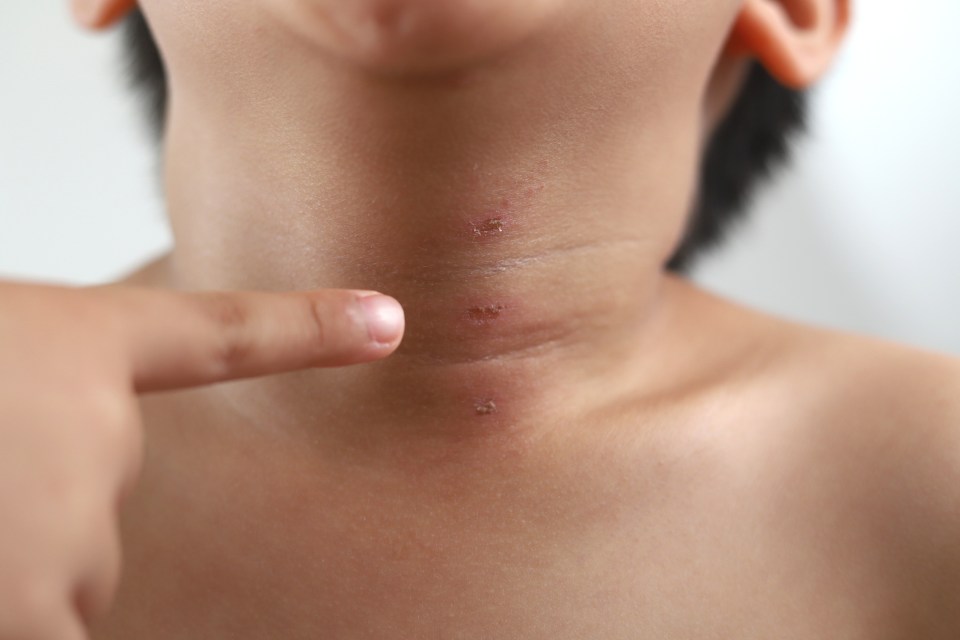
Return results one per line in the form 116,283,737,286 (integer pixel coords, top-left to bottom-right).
782,317,960,431
670,277,960,421
782,326,960,635
680,280,960,634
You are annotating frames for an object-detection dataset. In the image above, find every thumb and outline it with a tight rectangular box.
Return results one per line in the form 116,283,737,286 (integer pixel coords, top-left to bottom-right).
100,287,404,393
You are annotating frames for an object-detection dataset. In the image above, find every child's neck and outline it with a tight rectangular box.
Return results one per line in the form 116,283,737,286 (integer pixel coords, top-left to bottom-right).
155,10,705,453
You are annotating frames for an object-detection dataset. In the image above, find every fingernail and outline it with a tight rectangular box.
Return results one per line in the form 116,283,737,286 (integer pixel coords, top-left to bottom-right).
357,294,404,344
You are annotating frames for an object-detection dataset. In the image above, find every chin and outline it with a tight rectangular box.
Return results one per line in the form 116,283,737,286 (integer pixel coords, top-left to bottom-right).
271,0,561,74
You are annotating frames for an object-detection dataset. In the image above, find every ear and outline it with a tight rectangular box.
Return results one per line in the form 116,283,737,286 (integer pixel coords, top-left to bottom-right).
70,0,137,30
728,0,851,89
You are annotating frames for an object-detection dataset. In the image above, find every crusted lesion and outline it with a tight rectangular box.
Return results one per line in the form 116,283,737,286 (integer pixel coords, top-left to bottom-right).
466,304,506,324
470,217,505,238
474,399,498,416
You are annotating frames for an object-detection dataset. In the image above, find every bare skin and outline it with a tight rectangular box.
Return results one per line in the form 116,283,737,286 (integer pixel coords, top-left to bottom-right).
0,280,404,639
79,255,960,640
34,0,960,637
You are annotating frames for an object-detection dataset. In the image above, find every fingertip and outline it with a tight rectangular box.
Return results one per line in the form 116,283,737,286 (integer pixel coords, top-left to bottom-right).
355,293,405,347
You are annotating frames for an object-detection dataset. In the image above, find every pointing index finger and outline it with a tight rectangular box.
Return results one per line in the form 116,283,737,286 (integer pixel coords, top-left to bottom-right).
102,287,404,392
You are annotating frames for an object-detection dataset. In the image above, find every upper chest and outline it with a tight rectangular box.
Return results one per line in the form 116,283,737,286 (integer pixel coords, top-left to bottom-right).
92,397,906,640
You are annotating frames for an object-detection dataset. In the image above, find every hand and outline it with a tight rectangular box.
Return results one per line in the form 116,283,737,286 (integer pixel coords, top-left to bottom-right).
0,281,404,639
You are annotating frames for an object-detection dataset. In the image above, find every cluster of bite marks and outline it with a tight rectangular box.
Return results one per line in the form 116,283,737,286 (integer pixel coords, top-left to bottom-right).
459,173,548,419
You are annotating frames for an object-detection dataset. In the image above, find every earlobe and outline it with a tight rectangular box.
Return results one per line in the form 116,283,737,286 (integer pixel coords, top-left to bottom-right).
70,0,137,30
729,0,850,89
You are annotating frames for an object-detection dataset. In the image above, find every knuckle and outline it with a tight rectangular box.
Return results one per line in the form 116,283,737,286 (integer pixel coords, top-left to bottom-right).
304,296,329,357
205,292,250,330
204,294,255,372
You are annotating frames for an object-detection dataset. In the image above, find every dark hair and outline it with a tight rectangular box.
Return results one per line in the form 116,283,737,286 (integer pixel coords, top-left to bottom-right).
121,8,807,273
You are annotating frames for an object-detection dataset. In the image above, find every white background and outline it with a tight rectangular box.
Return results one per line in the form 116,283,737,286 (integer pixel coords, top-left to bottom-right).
1,2,958,355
